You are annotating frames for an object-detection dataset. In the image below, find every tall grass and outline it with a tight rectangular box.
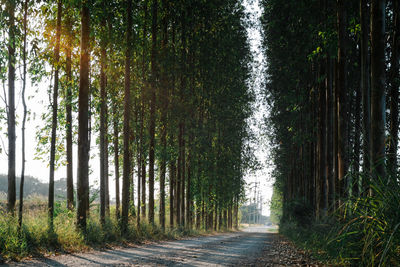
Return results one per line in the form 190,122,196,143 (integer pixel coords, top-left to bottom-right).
280,171,400,266
0,202,205,262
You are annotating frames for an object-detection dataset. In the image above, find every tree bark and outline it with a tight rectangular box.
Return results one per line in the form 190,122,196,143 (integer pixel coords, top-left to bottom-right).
148,0,158,225
5,0,16,217
180,12,187,226
186,145,191,228
360,0,371,195
353,82,361,196
99,0,108,225
65,7,74,211
77,0,90,231
113,105,120,220
337,0,349,202
122,0,133,232
388,0,399,176
326,58,335,211
19,0,29,227
370,0,386,182
49,0,62,229
141,0,148,221
177,125,182,226
169,156,176,227
159,0,169,231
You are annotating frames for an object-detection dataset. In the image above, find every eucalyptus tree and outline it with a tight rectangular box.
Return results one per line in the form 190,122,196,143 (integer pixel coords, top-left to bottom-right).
121,0,133,232
48,0,62,229
6,0,16,215
77,0,91,230
19,0,29,228
370,0,386,180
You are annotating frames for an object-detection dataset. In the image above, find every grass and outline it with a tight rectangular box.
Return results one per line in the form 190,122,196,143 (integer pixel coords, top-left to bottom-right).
0,201,227,262
279,172,400,266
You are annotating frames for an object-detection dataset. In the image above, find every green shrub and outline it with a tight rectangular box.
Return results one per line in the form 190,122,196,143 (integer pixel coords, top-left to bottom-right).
280,172,400,266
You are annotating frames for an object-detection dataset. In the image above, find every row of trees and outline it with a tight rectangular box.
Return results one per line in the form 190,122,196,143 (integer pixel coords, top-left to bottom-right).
263,0,397,220
1,0,254,233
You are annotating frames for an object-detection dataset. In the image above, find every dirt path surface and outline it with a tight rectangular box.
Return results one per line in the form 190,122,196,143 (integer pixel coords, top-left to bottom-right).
3,226,317,266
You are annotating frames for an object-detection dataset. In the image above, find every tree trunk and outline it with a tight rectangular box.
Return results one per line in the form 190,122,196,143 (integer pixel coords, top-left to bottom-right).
159,0,169,231
181,125,186,226
140,112,147,220
137,140,141,226
326,58,335,211
6,0,16,215
18,0,29,228
318,63,327,218
353,82,361,196
389,0,399,176
77,1,90,231
360,0,371,194
169,156,176,227
337,0,349,202
49,0,62,229
65,8,74,211
122,0,133,232
141,0,148,222
186,146,191,228
180,12,187,227
148,0,158,225
370,0,386,182
176,133,181,226
113,105,120,220
136,96,141,226
99,1,108,225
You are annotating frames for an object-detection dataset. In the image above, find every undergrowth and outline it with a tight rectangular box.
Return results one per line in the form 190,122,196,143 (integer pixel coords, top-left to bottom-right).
0,204,216,262
280,173,400,266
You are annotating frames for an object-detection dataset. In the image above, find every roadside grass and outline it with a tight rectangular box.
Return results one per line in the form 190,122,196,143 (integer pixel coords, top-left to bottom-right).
279,172,400,266
0,202,230,262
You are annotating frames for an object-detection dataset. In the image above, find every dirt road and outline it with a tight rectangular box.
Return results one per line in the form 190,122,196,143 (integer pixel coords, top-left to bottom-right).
4,226,315,266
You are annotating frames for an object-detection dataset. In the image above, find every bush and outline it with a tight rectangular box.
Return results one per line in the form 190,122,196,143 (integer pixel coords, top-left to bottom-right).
280,172,400,266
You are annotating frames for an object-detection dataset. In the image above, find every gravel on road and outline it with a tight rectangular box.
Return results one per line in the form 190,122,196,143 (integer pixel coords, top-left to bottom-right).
3,226,321,267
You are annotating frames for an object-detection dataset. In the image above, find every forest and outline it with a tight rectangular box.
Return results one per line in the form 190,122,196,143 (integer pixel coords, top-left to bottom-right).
2,0,400,265
263,0,400,265
0,0,255,260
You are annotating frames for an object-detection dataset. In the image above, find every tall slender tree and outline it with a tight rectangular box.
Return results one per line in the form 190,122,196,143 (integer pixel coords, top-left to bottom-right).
360,0,371,191
19,0,29,228
65,6,74,211
6,0,16,215
49,0,62,229
148,0,158,225
122,0,133,231
388,0,399,175
77,0,91,230
336,0,349,201
370,0,386,180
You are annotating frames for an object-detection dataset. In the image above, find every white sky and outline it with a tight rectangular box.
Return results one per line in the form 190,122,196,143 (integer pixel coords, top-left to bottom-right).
0,0,273,216
242,0,273,216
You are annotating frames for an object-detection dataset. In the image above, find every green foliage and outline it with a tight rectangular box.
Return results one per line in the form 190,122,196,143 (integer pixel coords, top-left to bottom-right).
280,172,400,266
269,186,282,225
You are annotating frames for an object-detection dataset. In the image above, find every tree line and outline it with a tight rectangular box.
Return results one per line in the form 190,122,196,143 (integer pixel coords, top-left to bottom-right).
263,0,399,264
1,0,254,234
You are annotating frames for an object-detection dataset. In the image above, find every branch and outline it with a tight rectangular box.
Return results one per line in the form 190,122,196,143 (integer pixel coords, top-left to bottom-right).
0,135,8,156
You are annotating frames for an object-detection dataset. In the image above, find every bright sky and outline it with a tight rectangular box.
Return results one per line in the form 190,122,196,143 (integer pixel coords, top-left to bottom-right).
242,0,273,216
0,0,273,216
